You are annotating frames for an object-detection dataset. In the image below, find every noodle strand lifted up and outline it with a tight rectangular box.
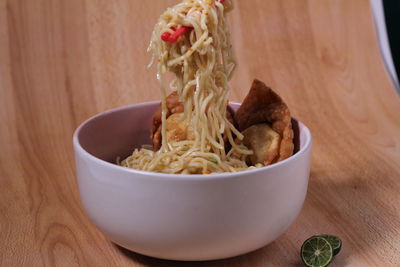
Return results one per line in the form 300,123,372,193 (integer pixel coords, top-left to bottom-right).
122,0,257,174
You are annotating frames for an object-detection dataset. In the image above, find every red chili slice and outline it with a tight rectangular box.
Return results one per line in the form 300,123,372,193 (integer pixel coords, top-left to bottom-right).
161,0,226,43
161,26,192,43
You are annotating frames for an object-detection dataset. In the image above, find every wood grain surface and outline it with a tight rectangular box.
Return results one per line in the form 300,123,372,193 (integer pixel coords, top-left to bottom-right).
1,0,400,266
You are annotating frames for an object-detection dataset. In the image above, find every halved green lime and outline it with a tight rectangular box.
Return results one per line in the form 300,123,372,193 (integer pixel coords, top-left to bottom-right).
301,236,333,267
319,235,342,256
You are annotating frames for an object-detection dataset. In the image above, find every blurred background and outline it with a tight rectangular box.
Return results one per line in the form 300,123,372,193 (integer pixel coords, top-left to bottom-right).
371,0,400,91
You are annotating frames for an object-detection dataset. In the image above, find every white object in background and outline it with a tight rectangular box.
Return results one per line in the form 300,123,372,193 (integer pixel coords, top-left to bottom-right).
370,0,399,90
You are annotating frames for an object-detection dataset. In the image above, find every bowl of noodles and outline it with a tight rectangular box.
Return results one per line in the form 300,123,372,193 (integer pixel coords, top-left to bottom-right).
73,99,311,261
73,0,312,261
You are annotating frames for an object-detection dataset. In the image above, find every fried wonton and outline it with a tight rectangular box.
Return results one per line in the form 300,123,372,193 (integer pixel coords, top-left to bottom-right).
165,112,195,143
151,92,184,150
235,79,294,164
151,92,237,150
241,124,281,166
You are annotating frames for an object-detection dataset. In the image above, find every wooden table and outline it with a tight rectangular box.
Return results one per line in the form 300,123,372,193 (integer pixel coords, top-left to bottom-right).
1,0,400,266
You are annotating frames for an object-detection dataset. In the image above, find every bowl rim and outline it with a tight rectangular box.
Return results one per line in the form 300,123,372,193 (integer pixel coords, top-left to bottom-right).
73,101,312,181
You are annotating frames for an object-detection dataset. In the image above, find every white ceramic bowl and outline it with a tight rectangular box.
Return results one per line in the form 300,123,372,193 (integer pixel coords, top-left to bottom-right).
73,101,312,261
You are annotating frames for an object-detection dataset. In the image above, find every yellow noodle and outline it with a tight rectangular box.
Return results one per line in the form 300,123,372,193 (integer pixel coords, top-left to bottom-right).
121,0,260,174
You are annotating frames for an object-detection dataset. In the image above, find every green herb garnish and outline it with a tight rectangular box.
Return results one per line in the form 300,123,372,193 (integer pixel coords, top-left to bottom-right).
209,158,218,164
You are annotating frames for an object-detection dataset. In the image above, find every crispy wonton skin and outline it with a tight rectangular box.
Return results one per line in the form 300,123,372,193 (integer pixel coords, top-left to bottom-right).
151,92,183,150
241,124,281,166
165,113,195,143
235,79,294,163
151,92,237,150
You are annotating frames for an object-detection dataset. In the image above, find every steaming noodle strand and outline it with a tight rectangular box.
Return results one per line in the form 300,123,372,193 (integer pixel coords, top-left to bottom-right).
122,0,260,174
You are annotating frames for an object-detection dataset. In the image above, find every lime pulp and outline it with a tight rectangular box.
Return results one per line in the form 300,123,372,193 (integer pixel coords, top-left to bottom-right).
319,235,342,256
301,236,333,267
